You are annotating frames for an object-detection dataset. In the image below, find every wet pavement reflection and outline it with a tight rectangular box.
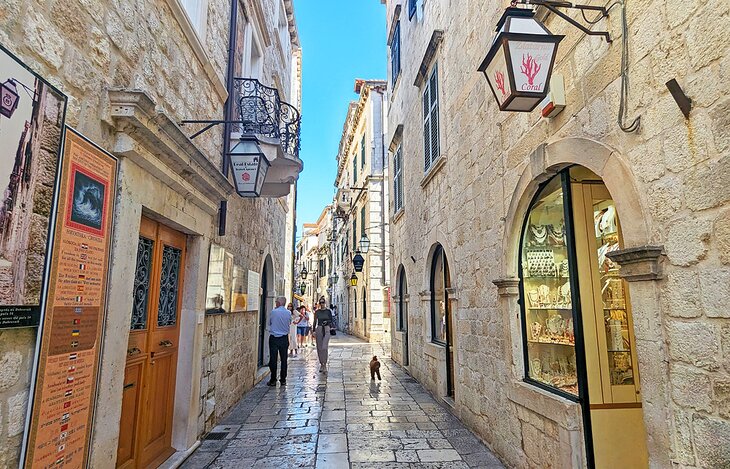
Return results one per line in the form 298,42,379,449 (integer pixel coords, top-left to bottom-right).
181,334,504,468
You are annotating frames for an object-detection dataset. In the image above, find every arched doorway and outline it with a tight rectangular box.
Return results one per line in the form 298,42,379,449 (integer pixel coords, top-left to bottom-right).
397,266,409,366
517,166,648,468
430,244,454,397
257,255,273,367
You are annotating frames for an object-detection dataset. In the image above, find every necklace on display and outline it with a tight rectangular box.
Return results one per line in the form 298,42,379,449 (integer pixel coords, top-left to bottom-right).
531,224,548,245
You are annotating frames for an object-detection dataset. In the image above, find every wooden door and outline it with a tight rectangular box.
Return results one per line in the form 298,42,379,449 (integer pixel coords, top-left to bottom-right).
117,217,186,469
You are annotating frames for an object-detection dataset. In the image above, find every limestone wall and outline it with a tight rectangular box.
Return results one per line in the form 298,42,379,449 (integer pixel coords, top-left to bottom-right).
0,0,297,466
385,0,729,467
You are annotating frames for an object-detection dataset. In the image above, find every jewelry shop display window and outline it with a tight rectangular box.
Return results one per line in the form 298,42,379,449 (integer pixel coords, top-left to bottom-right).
518,166,648,468
518,173,579,398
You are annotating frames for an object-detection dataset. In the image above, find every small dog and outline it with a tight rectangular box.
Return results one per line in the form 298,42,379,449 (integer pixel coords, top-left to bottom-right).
369,356,381,380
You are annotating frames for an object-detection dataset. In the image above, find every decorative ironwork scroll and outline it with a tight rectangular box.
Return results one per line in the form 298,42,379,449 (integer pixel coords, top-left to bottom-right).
157,245,182,327
130,237,154,330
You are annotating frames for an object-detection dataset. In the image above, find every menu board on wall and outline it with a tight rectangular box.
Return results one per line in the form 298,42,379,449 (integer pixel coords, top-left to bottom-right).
23,128,117,469
0,43,67,329
247,270,260,311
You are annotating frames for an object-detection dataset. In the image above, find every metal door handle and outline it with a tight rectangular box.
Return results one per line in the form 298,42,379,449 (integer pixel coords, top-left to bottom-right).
127,347,141,356
123,383,135,390
159,340,173,347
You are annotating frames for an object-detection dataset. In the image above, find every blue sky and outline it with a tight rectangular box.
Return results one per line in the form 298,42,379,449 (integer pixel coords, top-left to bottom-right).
294,0,386,235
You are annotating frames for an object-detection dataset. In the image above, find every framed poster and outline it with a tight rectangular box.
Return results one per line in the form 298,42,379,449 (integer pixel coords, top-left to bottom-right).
247,270,260,311
0,43,67,329
22,128,118,469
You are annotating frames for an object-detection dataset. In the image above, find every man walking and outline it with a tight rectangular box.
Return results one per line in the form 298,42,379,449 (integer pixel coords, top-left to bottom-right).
267,296,291,386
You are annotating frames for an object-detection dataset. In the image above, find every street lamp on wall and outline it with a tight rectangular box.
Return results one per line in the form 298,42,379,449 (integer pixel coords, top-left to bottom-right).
0,79,20,119
228,136,270,197
300,266,308,280
478,7,563,112
359,234,370,254
350,272,358,287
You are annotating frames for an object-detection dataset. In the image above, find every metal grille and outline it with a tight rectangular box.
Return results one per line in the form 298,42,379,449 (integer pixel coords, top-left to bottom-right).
157,245,182,327
130,237,154,330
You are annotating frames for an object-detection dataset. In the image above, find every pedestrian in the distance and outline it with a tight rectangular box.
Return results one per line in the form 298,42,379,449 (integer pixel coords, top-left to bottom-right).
313,297,334,372
267,296,290,386
287,303,299,356
297,305,309,348
307,306,316,346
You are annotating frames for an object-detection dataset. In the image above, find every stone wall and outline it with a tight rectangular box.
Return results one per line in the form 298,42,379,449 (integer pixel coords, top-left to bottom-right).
0,0,297,466
385,0,729,467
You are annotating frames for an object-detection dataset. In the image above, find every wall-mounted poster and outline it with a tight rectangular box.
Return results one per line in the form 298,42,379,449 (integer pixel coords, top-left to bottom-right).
231,265,248,312
22,128,117,469
247,270,260,311
0,43,67,329
204,244,235,314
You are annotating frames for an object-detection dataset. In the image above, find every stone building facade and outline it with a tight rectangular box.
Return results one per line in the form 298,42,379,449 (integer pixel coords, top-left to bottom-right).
384,0,729,468
295,206,332,310
0,0,301,467
331,80,391,342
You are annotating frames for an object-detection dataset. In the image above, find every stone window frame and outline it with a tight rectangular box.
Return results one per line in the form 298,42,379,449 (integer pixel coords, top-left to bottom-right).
165,0,227,100
393,143,404,214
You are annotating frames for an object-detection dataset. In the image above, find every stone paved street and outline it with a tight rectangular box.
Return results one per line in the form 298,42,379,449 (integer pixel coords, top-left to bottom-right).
181,334,504,468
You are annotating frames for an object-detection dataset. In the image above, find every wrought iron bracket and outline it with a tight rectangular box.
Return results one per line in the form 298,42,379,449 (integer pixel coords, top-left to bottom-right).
179,119,250,140
514,0,612,43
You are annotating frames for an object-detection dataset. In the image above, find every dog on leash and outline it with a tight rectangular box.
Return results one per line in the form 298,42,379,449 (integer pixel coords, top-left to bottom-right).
369,356,381,380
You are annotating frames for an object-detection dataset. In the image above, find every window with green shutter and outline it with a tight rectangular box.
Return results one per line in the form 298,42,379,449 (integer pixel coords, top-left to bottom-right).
361,134,366,169
423,64,440,171
393,145,403,212
361,206,366,237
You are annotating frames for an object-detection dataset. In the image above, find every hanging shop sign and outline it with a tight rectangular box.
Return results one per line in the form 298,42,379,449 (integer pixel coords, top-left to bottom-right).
352,252,365,272
478,7,563,112
228,136,271,197
0,44,67,329
23,128,118,469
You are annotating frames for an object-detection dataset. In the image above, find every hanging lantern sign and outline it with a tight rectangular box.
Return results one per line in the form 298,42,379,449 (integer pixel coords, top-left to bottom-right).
228,136,270,197
352,251,365,272
1,79,20,118
478,8,563,112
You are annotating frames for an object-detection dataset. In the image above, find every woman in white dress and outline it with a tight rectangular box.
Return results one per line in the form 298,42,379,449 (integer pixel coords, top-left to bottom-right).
287,303,299,356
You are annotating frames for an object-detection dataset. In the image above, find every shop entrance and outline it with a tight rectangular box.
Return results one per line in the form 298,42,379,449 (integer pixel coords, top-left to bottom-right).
517,166,648,468
257,257,271,367
431,245,454,397
117,217,186,469
398,268,409,366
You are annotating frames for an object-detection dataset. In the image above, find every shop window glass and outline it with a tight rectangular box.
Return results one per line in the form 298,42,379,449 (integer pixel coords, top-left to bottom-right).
519,175,578,397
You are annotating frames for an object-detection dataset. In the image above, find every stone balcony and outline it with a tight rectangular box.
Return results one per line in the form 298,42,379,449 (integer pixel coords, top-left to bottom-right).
229,78,302,197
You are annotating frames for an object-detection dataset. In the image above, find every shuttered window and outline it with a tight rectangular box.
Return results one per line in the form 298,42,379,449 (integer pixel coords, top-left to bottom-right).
408,0,417,19
353,156,357,183
423,64,440,172
353,218,357,248
361,206,366,237
361,134,366,168
393,145,403,212
391,21,401,85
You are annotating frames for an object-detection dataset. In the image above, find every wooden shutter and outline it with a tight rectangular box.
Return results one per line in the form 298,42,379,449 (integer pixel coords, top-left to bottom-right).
392,22,401,83
423,84,431,171
361,206,366,236
394,146,403,211
429,65,440,164
361,134,366,168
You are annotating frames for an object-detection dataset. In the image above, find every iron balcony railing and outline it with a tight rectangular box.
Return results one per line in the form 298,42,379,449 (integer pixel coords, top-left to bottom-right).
232,77,301,159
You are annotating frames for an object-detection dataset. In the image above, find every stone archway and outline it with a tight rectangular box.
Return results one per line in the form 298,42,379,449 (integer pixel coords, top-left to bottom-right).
496,137,672,468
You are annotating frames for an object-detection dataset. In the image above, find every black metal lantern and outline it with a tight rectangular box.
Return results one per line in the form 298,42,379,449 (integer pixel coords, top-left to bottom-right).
1,79,20,119
300,266,308,280
300,283,306,294
333,273,339,283
350,272,358,287
352,251,365,272
228,136,270,197
478,8,563,112
359,234,370,254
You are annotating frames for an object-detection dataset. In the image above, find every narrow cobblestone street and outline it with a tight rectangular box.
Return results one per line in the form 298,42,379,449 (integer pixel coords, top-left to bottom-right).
181,334,504,469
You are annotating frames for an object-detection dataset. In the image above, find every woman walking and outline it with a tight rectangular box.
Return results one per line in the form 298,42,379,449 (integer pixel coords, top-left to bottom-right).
296,305,308,349
288,303,299,356
313,297,334,372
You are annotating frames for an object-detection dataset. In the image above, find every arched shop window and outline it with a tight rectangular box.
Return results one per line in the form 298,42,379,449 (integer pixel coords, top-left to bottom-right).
430,245,450,344
362,287,367,319
518,166,646,468
397,267,408,332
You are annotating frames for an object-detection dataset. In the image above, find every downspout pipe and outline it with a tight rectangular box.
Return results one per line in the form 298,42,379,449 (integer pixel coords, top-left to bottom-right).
223,0,238,175
379,89,387,287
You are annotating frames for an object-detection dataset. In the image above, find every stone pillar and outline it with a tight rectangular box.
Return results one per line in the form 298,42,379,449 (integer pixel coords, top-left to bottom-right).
606,246,673,469
492,278,523,377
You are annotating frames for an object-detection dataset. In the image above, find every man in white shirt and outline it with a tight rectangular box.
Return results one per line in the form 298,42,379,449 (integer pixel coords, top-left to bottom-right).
267,296,291,386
